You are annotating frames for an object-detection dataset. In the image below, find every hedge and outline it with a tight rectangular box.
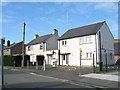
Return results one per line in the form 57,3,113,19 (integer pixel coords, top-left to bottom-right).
4,55,14,66
4,55,44,67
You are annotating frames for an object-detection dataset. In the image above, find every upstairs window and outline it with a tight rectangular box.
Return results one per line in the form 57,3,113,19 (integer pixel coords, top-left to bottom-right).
65,41,67,45
28,46,32,51
80,38,85,43
40,45,43,50
62,40,67,46
80,36,92,44
62,41,64,45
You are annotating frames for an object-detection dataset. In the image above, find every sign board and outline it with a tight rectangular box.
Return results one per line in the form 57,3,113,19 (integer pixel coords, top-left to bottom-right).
79,48,82,51
56,58,58,62
30,55,36,62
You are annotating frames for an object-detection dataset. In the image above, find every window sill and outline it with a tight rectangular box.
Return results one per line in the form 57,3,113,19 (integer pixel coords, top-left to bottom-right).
79,42,92,45
61,45,67,47
81,58,92,60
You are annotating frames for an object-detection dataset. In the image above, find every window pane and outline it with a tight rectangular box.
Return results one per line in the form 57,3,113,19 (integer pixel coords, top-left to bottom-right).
80,38,84,43
86,53,89,58
90,53,92,57
62,55,65,60
65,41,67,45
62,41,64,45
40,45,43,49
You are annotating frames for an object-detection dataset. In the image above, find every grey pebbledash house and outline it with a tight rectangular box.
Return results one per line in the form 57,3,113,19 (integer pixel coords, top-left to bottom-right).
58,21,114,66
26,29,59,65
4,40,23,55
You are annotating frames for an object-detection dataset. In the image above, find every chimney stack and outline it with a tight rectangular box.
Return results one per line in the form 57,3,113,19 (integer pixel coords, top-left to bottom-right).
7,40,10,47
52,29,58,35
34,34,39,39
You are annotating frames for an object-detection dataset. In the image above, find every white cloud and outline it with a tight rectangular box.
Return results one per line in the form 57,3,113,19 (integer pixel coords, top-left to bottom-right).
45,8,56,14
39,17,48,21
1,15,15,23
37,7,44,11
94,2,118,13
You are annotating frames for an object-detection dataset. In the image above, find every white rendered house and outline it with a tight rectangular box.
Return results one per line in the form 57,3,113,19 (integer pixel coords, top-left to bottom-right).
26,29,59,65
58,21,114,66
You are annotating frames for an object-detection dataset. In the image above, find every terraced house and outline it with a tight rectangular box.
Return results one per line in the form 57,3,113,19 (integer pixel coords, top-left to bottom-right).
4,40,23,55
26,29,59,65
58,21,114,66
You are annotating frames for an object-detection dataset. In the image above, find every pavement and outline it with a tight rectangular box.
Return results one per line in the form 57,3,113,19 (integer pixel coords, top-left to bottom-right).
81,73,119,82
4,65,120,88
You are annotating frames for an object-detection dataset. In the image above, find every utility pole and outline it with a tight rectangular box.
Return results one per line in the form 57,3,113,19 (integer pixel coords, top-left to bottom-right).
0,38,5,89
21,22,26,67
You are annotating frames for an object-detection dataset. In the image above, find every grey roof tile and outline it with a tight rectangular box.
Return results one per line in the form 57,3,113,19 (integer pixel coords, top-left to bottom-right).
27,34,53,46
58,21,105,40
4,41,23,49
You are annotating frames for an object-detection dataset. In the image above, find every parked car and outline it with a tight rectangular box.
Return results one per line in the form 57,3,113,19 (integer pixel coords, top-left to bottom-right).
115,58,120,65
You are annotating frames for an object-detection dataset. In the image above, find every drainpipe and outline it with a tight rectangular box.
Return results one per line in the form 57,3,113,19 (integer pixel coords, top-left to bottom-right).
58,40,60,66
95,34,97,66
99,31,102,62
99,31,103,71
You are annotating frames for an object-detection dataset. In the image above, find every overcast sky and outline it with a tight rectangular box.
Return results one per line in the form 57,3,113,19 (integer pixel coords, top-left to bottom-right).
1,2,118,44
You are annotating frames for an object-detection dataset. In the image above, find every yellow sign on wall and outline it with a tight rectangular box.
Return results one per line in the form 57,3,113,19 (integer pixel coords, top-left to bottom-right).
79,48,82,51
56,58,58,62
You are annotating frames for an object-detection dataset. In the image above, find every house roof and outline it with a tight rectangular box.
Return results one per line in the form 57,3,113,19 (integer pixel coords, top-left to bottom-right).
27,34,53,46
4,41,23,49
58,21,105,40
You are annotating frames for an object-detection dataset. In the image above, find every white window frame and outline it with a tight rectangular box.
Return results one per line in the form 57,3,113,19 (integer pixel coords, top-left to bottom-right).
40,45,43,50
62,40,67,46
82,52,92,59
80,36,92,44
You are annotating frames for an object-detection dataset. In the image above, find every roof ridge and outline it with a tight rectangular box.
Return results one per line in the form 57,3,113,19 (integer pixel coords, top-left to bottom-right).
27,34,53,46
33,34,52,40
68,21,105,31
58,21,106,40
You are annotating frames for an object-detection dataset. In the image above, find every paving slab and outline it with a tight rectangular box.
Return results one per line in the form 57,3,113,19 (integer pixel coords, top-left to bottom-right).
81,73,119,82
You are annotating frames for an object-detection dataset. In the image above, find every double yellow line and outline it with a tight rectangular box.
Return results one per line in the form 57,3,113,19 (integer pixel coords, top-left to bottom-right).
29,72,94,88
9,68,102,88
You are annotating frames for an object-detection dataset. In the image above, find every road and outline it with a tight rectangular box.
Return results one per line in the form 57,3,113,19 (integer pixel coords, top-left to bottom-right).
4,69,90,88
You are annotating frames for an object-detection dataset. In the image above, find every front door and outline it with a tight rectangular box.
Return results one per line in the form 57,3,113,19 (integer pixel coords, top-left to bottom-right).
47,55,52,65
62,54,69,65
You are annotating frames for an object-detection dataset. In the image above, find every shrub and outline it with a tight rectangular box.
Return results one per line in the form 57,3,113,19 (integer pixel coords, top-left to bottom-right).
4,55,14,66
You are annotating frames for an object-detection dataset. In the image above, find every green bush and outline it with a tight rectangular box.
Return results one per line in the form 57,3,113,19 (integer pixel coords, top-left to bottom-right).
4,55,14,66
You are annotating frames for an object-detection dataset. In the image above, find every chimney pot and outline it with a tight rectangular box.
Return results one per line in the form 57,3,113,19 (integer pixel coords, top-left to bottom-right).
34,34,39,39
7,40,10,47
52,29,58,35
